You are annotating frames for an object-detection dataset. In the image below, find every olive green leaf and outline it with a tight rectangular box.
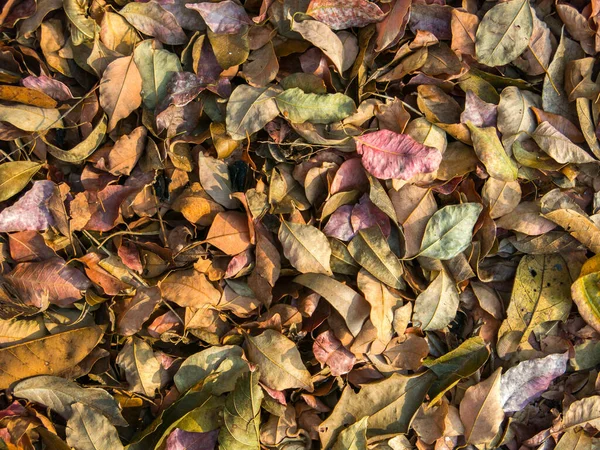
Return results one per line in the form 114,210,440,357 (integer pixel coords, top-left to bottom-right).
218,371,263,450
475,0,533,67
319,371,436,448
418,203,483,260
46,115,107,163
275,88,356,124
413,269,460,331
226,84,282,140
133,40,182,110
348,226,405,289
466,121,518,181
278,220,332,275
497,254,572,357
245,329,313,392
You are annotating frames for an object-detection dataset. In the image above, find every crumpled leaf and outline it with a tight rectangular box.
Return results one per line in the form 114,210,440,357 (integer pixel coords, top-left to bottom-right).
116,337,162,397
306,0,385,30
276,88,356,124
120,1,186,45
313,330,356,376
185,0,251,34
13,376,127,426
318,371,436,448
355,130,442,180
294,273,370,336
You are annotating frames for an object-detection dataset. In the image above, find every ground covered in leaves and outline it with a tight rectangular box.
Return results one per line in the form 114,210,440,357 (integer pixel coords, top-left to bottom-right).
1,0,600,448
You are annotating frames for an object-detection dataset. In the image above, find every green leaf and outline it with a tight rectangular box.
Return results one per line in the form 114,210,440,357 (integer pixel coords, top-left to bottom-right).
278,220,332,275
475,0,533,67
424,336,490,403
466,122,518,181
246,329,313,392
498,254,572,357
294,273,370,337
348,226,405,289
331,416,368,450
174,345,248,395
0,161,43,202
319,371,436,448
133,40,182,110
13,376,127,426
46,114,107,162
226,84,282,140
413,269,460,331
275,88,356,124
418,203,483,260
218,371,263,450
66,402,124,450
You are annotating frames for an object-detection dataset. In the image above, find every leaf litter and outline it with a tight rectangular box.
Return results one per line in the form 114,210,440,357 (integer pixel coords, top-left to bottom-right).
1,0,600,448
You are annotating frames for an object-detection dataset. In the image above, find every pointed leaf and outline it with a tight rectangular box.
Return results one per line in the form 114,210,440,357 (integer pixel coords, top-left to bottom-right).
279,220,332,275
275,88,356,124
355,130,442,180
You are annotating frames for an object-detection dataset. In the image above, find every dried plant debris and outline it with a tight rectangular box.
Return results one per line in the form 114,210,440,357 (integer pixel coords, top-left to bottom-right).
1,0,600,448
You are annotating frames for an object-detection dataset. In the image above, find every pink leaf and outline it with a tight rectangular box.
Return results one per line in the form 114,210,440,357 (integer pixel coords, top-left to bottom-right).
0,181,55,232
351,195,391,237
22,75,74,101
166,429,219,450
306,0,386,30
355,129,442,180
313,330,356,376
185,0,252,34
323,204,354,241
330,158,368,194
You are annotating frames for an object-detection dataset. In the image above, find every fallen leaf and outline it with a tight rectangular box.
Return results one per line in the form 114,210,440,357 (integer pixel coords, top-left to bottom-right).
0,327,103,389
418,203,483,260
279,220,332,276
460,368,503,445
355,130,442,180
246,329,314,392
306,0,385,30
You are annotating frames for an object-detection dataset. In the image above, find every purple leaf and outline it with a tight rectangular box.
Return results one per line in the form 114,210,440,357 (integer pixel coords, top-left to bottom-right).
0,181,56,232
330,158,368,194
185,0,252,34
166,428,219,450
500,352,568,412
355,130,442,180
323,204,354,241
351,195,391,237
22,75,74,101
460,91,497,128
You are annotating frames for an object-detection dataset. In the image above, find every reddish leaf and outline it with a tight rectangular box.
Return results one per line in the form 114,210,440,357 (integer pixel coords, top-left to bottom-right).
0,181,55,233
313,330,356,376
306,0,386,30
4,257,91,307
355,130,442,180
